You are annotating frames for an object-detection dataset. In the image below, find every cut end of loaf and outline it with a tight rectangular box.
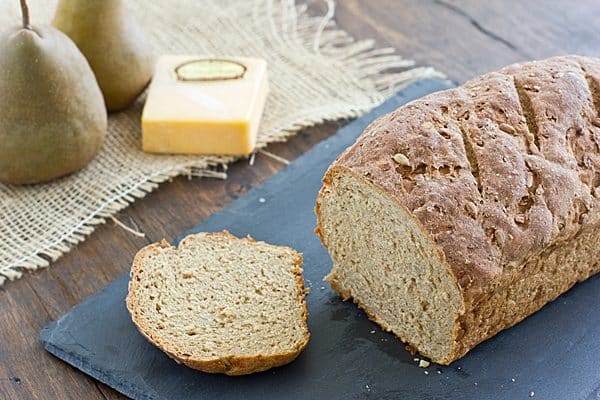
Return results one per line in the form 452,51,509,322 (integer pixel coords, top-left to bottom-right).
316,169,464,364
126,231,310,375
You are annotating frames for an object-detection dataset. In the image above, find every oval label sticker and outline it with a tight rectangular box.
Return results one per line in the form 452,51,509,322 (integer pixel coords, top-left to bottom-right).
175,59,247,82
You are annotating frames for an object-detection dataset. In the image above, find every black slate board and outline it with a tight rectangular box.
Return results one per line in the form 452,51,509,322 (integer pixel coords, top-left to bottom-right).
41,79,600,400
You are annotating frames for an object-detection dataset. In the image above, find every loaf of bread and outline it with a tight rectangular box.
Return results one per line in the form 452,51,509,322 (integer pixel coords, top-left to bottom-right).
316,56,600,364
126,231,310,375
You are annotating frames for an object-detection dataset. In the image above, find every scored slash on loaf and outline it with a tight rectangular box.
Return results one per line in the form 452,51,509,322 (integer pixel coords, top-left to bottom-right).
316,55,600,364
126,231,310,375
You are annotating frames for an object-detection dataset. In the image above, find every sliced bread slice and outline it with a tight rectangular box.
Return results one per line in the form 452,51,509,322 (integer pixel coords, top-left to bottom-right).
126,231,310,375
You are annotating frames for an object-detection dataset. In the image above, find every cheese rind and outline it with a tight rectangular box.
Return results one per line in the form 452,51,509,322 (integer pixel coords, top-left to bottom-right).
141,56,269,156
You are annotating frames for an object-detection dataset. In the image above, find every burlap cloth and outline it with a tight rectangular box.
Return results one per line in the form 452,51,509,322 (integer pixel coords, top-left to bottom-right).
0,0,443,285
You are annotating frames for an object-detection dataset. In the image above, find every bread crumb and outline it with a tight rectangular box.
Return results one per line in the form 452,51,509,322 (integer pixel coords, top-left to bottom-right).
370,330,376,334
392,153,410,166
258,197,266,203
418,360,430,368
474,382,478,386
511,378,516,382
529,391,535,397
319,286,325,290
424,371,429,375
494,229,507,247
437,370,442,374
413,358,419,362
405,344,418,355
499,123,516,134
465,202,478,218
527,173,534,187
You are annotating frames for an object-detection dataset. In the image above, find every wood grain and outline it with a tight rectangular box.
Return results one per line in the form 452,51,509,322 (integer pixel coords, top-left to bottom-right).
1,1,599,398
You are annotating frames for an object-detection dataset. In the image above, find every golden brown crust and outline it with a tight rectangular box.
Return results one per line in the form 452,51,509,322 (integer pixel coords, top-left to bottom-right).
449,220,600,362
126,231,310,376
318,55,600,364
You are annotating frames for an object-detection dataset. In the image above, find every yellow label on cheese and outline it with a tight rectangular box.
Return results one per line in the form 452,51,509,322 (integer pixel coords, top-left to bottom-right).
175,59,247,82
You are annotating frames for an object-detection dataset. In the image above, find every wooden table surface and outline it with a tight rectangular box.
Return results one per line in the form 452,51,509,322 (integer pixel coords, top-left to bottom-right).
2,1,599,398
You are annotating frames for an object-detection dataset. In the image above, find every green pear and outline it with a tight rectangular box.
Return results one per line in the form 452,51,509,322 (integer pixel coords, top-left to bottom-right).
0,0,107,185
53,0,155,112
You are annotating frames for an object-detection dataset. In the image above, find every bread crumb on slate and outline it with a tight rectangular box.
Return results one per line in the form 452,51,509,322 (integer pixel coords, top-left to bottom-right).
529,391,535,397
418,359,430,368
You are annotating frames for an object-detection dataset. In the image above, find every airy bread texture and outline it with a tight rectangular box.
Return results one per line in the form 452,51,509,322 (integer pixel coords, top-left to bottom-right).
316,56,600,364
126,231,310,375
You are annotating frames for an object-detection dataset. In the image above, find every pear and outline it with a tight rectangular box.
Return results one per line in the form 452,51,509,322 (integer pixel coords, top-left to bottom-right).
0,0,107,185
53,0,155,112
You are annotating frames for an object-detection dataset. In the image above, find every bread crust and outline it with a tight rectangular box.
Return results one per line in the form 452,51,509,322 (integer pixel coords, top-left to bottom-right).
317,56,600,364
126,231,310,376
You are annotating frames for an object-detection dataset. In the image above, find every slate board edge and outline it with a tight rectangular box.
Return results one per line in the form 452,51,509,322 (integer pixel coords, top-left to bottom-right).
43,341,156,400
39,78,454,400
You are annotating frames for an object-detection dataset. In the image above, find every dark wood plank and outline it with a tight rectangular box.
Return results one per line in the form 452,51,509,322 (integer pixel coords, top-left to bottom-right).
331,0,523,83
0,282,107,400
441,0,600,59
334,0,600,83
2,1,600,398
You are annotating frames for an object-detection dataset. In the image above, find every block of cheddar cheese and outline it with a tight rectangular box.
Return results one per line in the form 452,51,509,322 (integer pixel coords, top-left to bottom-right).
142,56,269,156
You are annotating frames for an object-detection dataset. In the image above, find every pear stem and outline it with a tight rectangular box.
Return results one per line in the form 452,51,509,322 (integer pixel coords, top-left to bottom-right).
20,0,31,30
